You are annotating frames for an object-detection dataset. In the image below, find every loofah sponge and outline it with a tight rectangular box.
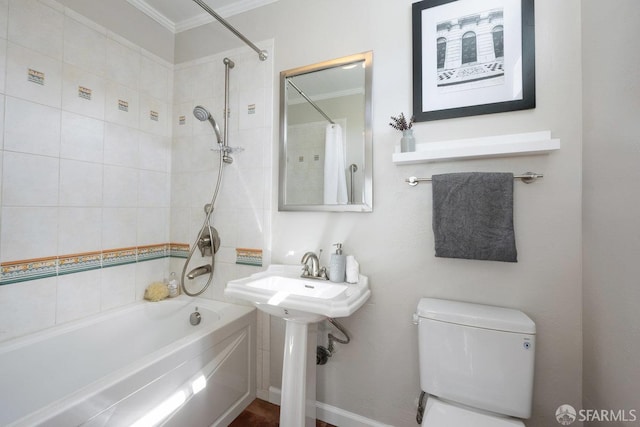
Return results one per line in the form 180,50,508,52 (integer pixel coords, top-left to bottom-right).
144,282,169,302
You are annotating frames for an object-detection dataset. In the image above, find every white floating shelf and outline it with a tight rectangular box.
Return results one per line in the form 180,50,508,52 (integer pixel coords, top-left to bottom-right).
392,130,560,165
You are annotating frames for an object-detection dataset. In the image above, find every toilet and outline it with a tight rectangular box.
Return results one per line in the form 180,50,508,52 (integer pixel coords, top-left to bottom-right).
415,298,536,426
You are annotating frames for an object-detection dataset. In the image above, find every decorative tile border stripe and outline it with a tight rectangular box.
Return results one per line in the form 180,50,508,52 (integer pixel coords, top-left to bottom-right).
102,247,138,268
236,248,263,266
138,244,168,262
170,243,190,259
0,243,190,286
1,257,58,284
58,251,102,276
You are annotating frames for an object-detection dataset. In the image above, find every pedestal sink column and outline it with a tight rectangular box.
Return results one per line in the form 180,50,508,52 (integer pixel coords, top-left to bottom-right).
280,320,318,427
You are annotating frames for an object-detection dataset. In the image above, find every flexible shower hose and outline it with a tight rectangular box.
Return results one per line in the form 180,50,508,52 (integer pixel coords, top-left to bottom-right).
180,143,225,297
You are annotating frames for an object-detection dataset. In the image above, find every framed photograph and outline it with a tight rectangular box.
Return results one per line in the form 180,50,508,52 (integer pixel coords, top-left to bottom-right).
412,0,535,121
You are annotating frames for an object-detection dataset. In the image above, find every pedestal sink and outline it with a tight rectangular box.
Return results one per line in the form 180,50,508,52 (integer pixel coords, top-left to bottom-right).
225,264,370,427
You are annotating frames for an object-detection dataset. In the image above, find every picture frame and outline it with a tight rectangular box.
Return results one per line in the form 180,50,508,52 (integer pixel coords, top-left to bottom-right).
412,0,535,122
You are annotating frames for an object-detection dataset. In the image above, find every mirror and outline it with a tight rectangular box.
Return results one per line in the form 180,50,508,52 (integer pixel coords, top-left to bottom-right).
279,51,373,212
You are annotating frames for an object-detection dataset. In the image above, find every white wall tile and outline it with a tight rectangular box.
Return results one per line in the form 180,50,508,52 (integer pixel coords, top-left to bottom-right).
169,172,190,207
102,207,137,249
61,64,106,120
0,152,2,256
0,38,6,93
139,94,169,137
138,170,170,208
234,128,267,170
2,151,59,206
238,87,266,130
0,277,57,341
63,15,106,76
170,137,191,174
4,96,61,156
5,42,62,108
60,111,104,163
101,263,136,310
211,208,238,248
139,132,170,172
103,165,138,207
7,0,63,60
104,81,139,128
236,208,264,249
0,94,4,148
104,122,139,167
105,38,140,90
0,207,58,261
192,61,220,101
59,159,103,206
172,102,194,138
137,207,169,246
169,207,189,243
140,55,169,101
0,0,8,40
191,169,219,209
173,67,196,105
236,167,265,209
56,269,101,324
58,207,101,255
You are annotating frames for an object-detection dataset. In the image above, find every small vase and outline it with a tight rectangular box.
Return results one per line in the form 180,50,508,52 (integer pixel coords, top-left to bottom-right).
400,129,415,153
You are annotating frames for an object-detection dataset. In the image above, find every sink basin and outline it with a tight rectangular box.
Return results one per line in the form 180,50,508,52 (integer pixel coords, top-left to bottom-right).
226,264,370,426
225,264,370,320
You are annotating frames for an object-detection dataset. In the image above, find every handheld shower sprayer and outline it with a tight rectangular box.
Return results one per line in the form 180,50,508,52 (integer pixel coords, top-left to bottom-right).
193,106,223,145
193,105,233,164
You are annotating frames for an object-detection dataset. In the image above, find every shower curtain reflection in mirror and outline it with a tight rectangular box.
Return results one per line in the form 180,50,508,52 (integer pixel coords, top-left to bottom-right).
279,51,373,212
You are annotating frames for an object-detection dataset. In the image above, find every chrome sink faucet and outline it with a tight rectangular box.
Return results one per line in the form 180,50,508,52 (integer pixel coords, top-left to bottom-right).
300,251,328,280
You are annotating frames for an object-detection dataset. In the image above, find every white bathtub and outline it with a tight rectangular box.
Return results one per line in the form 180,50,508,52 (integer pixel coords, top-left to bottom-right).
0,296,256,427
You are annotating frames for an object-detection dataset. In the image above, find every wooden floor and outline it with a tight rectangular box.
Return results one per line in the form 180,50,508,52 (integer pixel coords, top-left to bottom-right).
229,399,336,427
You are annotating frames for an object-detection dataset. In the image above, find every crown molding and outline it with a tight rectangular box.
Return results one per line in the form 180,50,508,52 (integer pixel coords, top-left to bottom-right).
127,0,278,34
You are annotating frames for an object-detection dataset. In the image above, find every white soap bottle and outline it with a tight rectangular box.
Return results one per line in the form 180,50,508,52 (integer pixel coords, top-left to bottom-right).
168,272,179,297
329,243,346,283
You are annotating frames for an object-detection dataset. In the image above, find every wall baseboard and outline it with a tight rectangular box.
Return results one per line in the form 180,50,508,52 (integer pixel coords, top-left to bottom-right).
268,386,391,427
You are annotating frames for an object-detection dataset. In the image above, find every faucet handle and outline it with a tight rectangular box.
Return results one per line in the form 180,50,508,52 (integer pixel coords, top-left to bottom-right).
301,264,310,276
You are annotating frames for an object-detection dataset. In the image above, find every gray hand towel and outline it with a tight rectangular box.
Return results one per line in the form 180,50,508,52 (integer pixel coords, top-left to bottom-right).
432,172,517,262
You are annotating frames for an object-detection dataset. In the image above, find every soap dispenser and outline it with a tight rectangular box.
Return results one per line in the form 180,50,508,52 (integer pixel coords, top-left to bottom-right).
329,243,346,283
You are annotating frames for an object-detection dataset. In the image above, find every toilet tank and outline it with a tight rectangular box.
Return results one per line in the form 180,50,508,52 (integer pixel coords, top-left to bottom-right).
416,298,536,419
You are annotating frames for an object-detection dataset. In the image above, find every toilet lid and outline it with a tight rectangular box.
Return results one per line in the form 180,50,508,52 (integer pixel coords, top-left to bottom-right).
422,397,525,427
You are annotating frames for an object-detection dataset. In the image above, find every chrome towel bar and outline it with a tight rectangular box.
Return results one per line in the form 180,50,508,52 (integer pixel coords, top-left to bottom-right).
405,172,544,186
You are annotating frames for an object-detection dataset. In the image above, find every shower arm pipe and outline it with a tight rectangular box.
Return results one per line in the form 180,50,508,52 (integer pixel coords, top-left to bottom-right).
192,0,267,61
287,79,335,125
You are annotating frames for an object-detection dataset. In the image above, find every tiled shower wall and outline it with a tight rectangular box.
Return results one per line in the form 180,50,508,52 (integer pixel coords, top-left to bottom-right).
0,0,174,340
0,0,273,396
169,43,274,397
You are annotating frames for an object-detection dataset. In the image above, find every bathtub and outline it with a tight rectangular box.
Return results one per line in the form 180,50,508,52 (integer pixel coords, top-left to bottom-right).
0,296,256,427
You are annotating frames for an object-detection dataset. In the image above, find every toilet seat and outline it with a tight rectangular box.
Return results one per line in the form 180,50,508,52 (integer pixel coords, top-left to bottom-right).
422,396,525,427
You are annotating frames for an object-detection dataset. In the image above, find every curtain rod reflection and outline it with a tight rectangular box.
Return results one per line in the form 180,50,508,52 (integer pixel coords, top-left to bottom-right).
287,79,335,125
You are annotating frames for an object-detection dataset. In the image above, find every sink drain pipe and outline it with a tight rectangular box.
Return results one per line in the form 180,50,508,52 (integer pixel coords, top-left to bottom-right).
317,318,350,365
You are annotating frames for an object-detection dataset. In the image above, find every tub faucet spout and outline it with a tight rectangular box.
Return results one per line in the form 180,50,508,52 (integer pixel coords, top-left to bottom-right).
187,265,212,280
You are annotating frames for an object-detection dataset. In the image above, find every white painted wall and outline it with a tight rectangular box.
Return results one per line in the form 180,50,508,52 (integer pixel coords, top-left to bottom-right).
582,0,640,418
178,0,584,425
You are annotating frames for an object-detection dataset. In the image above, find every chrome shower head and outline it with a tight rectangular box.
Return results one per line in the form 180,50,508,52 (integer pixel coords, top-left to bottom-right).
193,105,223,145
